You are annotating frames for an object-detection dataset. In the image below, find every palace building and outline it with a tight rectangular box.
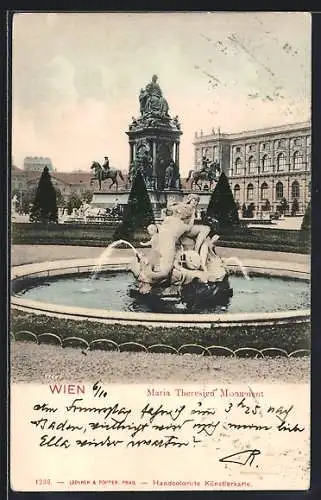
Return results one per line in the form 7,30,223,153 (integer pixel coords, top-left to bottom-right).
193,121,311,215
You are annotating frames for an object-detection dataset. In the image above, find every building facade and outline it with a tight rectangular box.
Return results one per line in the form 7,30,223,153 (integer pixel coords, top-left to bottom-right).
25,171,93,197
23,156,54,172
193,121,311,215
12,166,93,200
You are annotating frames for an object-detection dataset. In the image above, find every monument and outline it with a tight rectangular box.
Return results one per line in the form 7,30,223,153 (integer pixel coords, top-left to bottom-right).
127,74,182,191
91,75,184,217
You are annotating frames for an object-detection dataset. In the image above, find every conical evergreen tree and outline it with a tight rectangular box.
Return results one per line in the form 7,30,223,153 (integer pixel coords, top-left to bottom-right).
30,166,58,223
114,170,155,240
206,172,240,230
301,201,311,231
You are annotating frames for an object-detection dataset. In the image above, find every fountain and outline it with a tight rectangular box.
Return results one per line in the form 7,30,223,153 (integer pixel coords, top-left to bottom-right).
12,192,310,327
126,193,234,310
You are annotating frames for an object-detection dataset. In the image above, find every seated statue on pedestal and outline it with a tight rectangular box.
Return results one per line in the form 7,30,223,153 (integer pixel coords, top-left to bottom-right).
139,75,170,120
129,194,232,309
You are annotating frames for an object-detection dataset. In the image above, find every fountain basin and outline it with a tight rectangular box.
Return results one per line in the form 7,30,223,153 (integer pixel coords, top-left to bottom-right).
12,257,310,329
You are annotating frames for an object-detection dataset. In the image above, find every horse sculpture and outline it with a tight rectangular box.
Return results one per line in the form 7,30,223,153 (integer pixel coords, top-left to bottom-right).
186,161,220,191
90,161,125,191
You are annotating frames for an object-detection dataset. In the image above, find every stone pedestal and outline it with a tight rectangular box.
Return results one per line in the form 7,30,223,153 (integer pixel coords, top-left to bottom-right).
92,189,184,219
91,188,212,220
127,122,182,191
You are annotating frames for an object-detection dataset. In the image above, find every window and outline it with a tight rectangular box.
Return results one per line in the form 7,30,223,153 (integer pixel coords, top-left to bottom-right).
247,183,254,201
307,153,310,169
261,143,266,151
248,156,256,173
233,184,240,200
291,181,300,199
276,181,284,199
235,146,241,153
277,153,286,171
213,146,218,160
262,154,271,172
260,182,268,200
294,138,302,146
293,151,303,170
235,157,242,175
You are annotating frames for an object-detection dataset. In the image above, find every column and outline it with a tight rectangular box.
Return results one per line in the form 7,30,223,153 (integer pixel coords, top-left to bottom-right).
243,177,246,206
175,141,180,166
152,140,157,189
257,176,260,217
129,143,134,164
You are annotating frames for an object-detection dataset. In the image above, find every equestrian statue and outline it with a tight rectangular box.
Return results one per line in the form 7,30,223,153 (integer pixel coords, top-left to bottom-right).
90,157,125,191
187,158,221,191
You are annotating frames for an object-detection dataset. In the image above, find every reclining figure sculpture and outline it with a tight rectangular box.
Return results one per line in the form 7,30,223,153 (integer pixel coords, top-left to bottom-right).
129,194,233,309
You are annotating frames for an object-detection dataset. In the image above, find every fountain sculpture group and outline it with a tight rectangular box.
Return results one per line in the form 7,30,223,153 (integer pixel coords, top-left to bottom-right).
129,193,232,309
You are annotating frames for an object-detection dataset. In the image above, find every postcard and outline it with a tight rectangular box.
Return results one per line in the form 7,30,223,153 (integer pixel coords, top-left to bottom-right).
10,11,311,492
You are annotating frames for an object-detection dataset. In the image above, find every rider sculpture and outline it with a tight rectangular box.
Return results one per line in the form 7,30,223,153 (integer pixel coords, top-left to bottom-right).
102,156,110,172
90,157,124,191
187,158,220,191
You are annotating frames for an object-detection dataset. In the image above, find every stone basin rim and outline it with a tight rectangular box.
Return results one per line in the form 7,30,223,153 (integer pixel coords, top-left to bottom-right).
11,257,310,326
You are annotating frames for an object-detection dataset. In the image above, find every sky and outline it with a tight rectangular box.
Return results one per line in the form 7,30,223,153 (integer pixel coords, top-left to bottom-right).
12,12,311,176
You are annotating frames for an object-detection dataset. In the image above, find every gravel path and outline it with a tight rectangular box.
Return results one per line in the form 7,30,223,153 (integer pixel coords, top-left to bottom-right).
11,342,310,384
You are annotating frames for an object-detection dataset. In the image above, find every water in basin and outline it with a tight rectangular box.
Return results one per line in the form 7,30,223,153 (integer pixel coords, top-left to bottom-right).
14,271,310,314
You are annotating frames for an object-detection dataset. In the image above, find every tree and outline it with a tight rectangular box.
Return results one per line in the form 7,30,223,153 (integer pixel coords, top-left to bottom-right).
291,198,299,216
278,197,289,215
81,190,93,204
301,202,311,231
206,172,240,229
30,167,58,223
55,188,65,209
67,192,82,215
114,170,155,240
247,203,255,218
262,199,271,212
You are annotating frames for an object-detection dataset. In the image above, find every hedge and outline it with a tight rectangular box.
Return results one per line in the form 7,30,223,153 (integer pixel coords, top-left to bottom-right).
12,223,310,254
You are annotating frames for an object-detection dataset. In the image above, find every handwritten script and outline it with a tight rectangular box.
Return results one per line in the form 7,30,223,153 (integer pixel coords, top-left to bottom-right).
11,382,309,491
30,381,304,452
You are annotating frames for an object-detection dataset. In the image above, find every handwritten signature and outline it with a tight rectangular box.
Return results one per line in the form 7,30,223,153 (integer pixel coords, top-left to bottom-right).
219,449,261,466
